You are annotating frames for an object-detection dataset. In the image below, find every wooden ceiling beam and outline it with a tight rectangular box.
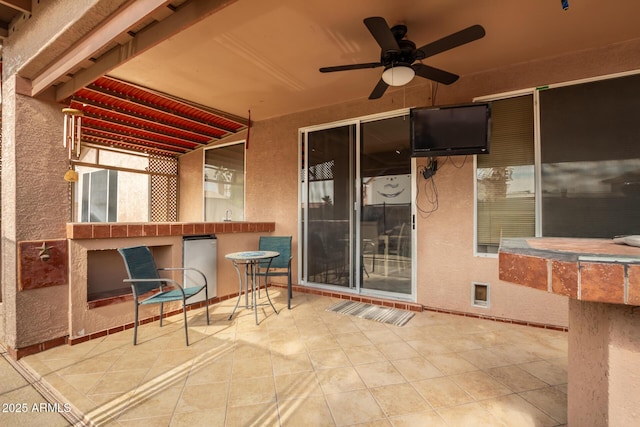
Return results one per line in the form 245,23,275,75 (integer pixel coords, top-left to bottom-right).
30,0,170,97
55,0,238,101
0,0,30,14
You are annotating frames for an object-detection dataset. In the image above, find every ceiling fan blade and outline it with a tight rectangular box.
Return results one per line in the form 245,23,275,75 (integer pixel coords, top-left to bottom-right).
416,24,486,59
368,78,389,99
319,62,382,73
413,63,459,85
364,17,400,52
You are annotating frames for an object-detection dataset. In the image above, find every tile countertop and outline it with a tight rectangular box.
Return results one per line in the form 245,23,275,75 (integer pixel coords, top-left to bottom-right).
66,221,275,239
498,237,640,305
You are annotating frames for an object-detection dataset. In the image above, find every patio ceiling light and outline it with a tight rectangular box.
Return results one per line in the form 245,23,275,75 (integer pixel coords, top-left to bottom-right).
381,64,415,87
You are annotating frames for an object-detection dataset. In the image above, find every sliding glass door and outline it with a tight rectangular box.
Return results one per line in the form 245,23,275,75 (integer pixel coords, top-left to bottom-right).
301,113,414,299
360,116,413,295
303,124,355,288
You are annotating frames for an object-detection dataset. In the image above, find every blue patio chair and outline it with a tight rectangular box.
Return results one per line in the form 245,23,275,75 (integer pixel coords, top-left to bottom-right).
255,236,293,309
117,245,210,346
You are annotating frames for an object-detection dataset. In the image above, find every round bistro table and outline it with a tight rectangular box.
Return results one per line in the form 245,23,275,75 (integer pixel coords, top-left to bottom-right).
225,250,280,325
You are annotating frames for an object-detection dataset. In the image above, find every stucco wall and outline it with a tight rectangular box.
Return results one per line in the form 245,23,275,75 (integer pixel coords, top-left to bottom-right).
568,299,640,427
1,76,70,349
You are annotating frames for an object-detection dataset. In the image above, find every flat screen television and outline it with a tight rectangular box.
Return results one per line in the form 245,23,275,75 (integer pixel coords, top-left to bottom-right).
410,102,491,157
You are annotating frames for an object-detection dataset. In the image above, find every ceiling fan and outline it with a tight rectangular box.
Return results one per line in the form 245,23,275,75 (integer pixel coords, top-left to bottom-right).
319,17,486,99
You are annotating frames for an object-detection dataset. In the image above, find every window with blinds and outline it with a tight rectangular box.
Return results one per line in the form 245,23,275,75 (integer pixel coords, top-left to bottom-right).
476,95,535,254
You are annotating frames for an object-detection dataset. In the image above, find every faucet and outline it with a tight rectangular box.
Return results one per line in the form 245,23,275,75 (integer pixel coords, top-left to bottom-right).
224,209,232,221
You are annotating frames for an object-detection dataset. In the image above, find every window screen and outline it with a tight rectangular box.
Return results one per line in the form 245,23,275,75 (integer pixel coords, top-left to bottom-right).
539,73,640,237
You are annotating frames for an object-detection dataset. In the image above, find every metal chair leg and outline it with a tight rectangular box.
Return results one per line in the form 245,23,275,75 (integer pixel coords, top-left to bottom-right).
133,303,139,345
183,301,189,346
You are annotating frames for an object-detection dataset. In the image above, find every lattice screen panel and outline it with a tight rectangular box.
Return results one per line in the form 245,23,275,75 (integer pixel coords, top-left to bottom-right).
149,155,178,222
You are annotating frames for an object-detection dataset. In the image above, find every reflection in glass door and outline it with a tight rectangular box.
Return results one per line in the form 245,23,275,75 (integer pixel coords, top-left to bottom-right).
360,116,412,295
304,124,354,288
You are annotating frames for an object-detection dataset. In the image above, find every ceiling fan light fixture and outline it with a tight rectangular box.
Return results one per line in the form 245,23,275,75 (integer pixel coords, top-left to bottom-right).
382,65,415,86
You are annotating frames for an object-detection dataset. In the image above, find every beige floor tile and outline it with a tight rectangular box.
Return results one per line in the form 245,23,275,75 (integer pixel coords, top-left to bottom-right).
405,337,454,356
267,322,299,340
57,355,115,376
149,348,199,370
58,371,105,395
444,334,486,352
304,334,341,352
117,384,184,421
275,371,323,400
238,328,271,346
89,369,149,395
518,359,567,386
325,389,386,426
316,366,367,394
108,348,161,372
270,337,307,355
519,386,568,424
231,354,274,380
174,381,228,412
376,341,421,361
370,383,431,417
351,420,392,427
228,376,276,407
554,383,568,395
296,322,332,338
490,343,543,365
233,341,271,360
278,395,335,426
388,410,448,427
391,326,427,341
324,319,361,335
487,365,548,392
361,328,403,344
87,389,135,407
170,408,226,427
334,331,373,348
271,352,314,376
450,370,512,400
391,356,444,381
308,348,352,370
425,353,478,375
41,373,104,414
343,344,387,365
458,347,512,370
412,377,474,409
186,353,233,386
479,394,559,427
225,401,280,427
356,361,406,388
437,402,505,427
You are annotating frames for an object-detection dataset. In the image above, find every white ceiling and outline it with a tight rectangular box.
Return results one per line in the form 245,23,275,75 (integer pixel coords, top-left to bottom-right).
104,0,640,121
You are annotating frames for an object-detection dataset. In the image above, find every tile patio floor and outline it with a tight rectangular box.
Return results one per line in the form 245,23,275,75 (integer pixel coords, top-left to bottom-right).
5,291,568,426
